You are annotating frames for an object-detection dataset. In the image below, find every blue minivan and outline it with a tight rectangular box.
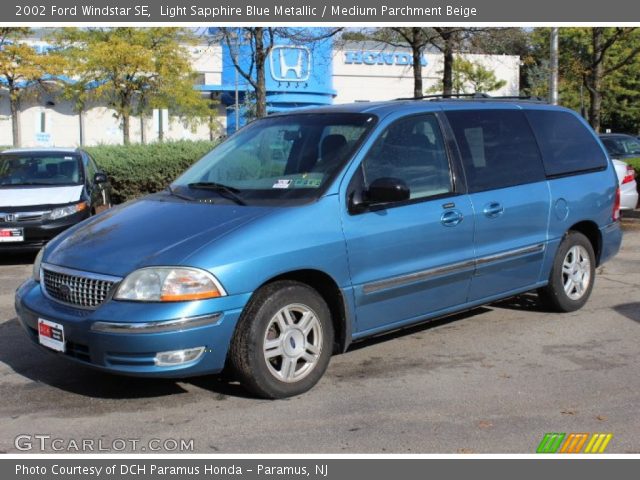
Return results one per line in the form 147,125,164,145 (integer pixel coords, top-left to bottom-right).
16,98,622,398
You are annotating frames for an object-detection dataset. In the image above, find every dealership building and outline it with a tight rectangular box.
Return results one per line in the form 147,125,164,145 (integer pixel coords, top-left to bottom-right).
0,38,520,147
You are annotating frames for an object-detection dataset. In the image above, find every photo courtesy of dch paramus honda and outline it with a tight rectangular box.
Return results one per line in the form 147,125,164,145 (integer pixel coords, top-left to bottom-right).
15,97,622,398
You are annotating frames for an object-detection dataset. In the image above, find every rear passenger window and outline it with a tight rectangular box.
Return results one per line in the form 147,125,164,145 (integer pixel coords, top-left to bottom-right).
525,110,608,177
446,110,545,192
362,114,452,200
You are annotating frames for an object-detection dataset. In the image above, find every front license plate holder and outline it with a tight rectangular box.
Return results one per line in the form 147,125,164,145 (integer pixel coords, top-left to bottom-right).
38,318,66,353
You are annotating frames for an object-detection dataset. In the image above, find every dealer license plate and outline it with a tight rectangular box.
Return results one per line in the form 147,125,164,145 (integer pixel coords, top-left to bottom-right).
38,318,66,352
0,227,23,242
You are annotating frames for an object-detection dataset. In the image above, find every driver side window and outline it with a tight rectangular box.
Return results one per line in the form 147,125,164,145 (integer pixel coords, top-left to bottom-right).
362,114,453,200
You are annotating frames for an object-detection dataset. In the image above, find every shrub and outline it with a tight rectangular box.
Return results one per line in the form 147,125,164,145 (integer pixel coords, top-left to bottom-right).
625,157,640,175
86,140,218,204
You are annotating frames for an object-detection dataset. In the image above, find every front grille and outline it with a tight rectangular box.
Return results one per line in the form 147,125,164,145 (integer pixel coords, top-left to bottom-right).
0,211,49,223
43,267,118,309
15,212,47,222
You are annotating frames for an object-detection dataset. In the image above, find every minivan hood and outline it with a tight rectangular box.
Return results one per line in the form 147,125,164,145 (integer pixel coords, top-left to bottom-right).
0,185,83,207
44,194,274,277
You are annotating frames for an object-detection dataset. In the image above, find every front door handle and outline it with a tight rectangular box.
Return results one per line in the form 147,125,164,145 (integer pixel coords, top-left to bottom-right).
441,209,463,227
483,202,504,218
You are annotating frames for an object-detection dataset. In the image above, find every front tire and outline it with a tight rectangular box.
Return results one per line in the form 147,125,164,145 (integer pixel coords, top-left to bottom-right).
538,231,596,312
228,281,334,399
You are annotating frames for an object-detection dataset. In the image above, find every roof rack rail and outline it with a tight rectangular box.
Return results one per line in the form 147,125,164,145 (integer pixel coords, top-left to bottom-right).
394,93,548,103
394,93,489,101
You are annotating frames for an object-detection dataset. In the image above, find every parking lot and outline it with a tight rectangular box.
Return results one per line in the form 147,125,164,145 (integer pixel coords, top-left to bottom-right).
1,219,639,454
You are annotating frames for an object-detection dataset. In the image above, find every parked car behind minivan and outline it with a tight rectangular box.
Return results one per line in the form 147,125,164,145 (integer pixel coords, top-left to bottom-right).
1,148,111,250
16,99,622,398
599,134,639,211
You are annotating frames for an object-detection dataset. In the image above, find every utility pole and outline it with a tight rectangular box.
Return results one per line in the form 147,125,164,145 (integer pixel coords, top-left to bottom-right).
234,49,239,132
549,28,559,105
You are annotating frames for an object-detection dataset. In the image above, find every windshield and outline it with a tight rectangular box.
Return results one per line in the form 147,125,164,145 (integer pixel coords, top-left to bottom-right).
0,153,83,187
173,113,376,205
601,136,640,157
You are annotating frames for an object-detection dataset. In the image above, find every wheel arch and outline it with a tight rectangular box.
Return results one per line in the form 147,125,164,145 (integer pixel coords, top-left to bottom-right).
258,269,352,354
568,220,602,265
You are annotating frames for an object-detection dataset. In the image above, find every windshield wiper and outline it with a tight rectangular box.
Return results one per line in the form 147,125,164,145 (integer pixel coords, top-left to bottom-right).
0,181,57,186
167,185,195,202
187,182,246,206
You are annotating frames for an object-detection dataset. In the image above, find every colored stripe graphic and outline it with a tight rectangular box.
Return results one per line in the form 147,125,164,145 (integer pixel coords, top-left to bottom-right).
537,433,566,453
537,433,613,453
560,433,589,453
584,433,613,453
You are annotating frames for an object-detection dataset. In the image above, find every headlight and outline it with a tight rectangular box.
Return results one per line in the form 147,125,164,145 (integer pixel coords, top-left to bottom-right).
33,248,44,282
48,201,88,220
114,267,226,302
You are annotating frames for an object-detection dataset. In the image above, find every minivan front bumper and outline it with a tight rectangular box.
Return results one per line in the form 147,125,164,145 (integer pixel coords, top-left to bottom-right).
15,279,251,378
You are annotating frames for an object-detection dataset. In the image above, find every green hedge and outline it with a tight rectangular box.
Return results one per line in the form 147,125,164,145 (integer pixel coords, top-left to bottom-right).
625,157,640,174
86,140,218,204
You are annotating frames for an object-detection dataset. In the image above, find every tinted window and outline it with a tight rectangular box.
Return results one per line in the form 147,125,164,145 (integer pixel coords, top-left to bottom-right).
601,135,640,157
446,110,545,192
526,110,608,176
362,114,452,200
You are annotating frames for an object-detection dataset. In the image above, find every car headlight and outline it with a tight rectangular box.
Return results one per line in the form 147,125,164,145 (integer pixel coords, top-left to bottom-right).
114,267,226,302
33,248,44,282
48,201,88,220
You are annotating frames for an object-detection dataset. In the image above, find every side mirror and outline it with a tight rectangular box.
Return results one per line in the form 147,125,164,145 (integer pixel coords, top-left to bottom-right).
367,177,410,204
94,173,108,184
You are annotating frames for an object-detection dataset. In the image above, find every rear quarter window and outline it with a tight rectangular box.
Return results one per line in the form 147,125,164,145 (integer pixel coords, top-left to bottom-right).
525,110,608,177
445,109,545,192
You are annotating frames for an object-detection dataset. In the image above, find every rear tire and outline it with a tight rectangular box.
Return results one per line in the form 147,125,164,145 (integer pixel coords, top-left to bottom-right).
538,231,596,312
228,281,334,399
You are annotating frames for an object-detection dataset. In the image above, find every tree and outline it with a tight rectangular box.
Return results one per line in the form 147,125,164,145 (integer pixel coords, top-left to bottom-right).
428,57,507,95
585,28,640,132
386,28,433,98
217,27,342,119
347,27,436,98
364,27,483,98
453,57,507,94
56,28,209,144
432,28,459,96
220,28,273,119
519,28,552,99
0,28,66,146
559,28,640,132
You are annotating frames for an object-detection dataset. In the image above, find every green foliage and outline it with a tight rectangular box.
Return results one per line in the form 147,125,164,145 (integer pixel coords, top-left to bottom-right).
85,140,218,204
452,57,507,94
0,28,66,96
53,28,211,144
535,27,640,133
428,56,507,94
0,27,67,145
520,28,551,98
625,157,640,176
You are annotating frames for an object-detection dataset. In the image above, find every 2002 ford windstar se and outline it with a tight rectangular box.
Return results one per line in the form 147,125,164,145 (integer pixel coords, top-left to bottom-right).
16,98,622,398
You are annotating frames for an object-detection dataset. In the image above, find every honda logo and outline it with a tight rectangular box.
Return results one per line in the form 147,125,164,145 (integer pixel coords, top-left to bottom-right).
4,214,16,223
270,46,311,82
